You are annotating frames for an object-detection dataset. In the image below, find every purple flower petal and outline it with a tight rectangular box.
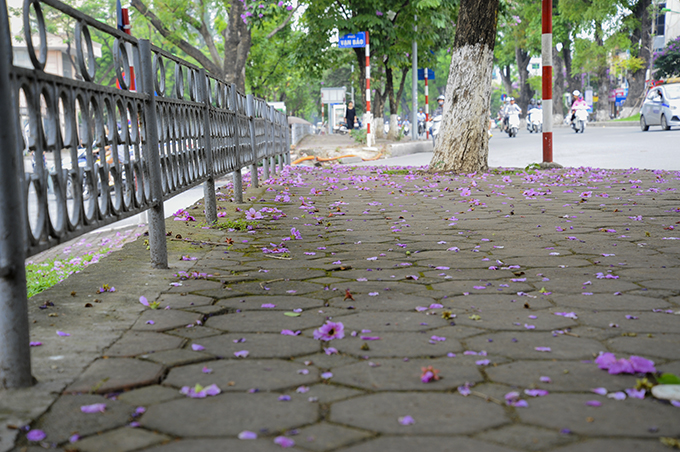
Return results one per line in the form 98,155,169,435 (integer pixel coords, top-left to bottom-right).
139,296,149,307
191,344,205,351
594,352,617,370
261,303,276,308
145,320,155,325
281,329,301,336
360,335,381,341
274,436,295,448
26,429,46,442
535,347,551,352
585,400,602,407
625,388,646,399
202,366,213,373
324,347,338,355
278,395,291,401
313,321,345,341
458,384,472,396
540,376,552,383
398,415,415,425
238,431,258,440
321,372,333,379
29,341,42,347
592,387,608,396
234,350,249,358
476,359,490,366
56,331,70,337
524,389,549,397
80,403,106,413
628,356,656,373
608,359,635,374
607,391,627,401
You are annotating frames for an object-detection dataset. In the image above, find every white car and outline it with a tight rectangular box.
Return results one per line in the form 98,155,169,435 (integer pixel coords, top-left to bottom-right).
640,83,680,131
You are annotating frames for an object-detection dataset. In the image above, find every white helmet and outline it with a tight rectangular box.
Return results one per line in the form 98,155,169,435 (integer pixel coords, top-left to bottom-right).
437,95,445,101
572,90,581,97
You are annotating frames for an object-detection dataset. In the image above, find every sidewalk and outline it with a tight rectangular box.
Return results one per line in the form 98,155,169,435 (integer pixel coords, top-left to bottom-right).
3,164,680,452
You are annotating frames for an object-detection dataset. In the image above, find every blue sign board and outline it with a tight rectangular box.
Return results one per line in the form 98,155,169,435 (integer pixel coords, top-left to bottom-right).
417,68,435,80
339,32,366,48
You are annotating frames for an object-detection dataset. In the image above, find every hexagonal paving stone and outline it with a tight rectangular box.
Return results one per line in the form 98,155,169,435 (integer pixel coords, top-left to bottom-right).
216,295,324,310
549,439,673,452
140,393,317,437
331,392,509,435
140,349,213,367
451,309,578,331
105,332,184,358
205,311,336,333
139,438,305,452
337,311,450,332
155,294,214,309
33,394,134,444
293,422,373,451
474,424,576,452
606,334,680,360
331,358,483,391
227,280,323,296
332,332,463,359
578,311,680,333
197,333,320,359
73,427,169,452
554,294,671,310
518,393,680,437
132,310,203,332
337,436,518,452
117,385,183,407
65,358,164,394
465,332,604,361
163,359,319,391
330,293,439,311
486,360,639,392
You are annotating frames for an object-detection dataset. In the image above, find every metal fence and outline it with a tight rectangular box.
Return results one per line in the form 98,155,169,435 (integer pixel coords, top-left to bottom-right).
0,0,290,387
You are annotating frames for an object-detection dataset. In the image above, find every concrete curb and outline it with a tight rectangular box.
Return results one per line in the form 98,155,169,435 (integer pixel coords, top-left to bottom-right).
388,140,433,158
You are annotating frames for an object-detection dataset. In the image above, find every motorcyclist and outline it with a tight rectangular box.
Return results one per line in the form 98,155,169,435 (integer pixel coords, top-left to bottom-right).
433,95,445,117
570,92,588,124
416,108,426,137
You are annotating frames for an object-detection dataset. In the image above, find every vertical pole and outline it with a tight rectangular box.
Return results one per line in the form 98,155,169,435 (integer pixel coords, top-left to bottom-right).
121,8,135,91
139,40,168,268
542,0,553,163
0,0,33,388
411,15,417,140
284,114,291,165
365,31,372,147
425,68,429,139
231,85,243,203
199,69,217,223
351,65,355,104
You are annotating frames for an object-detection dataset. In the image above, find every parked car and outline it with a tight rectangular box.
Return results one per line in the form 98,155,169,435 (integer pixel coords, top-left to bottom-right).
640,83,680,131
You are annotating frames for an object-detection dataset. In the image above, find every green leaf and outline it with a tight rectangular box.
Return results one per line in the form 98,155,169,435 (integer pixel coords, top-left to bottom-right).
656,373,680,385
284,312,301,317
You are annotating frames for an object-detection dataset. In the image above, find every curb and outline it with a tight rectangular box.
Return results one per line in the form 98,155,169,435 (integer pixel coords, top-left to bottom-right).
388,140,433,158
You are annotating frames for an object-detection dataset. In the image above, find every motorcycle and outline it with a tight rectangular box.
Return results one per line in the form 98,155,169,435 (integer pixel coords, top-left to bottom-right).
430,115,443,146
506,112,520,138
527,107,542,133
417,120,426,138
334,122,349,135
571,106,588,133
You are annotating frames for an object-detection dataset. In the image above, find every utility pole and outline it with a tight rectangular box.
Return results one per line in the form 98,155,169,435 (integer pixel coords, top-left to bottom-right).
411,15,417,140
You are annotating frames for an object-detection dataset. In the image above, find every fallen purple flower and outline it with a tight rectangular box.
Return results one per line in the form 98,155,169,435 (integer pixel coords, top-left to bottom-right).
629,356,656,373
234,350,249,358
29,341,42,347
524,389,549,397
535,347,551,352
592,387,608,396
180,383,221,398
476,359,490,366
191,344,205,351
360,335,381,341
278,395,291,401
56,331,70,337
139,296,149,306
80,403,106,413
625,388,646,399
398,415,415,425
321,372,333,379
274,436,295,448
313,321,345,341
202,366,212,374
261,303,276,308
607,391,627,401
26,430,46,442
540,376,552,383
324,347,338,355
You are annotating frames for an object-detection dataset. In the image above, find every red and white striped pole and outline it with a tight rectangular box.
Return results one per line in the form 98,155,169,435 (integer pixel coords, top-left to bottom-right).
424,68,429,139
541,0,553,163
365,31,372,147
121,7,136,90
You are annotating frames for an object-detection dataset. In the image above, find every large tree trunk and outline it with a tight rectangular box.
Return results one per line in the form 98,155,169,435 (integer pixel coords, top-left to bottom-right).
594,22,610,121
429,0,499,174
553,45,565,119
515,47,534,117
386,65,400,140
627,0,652,108
561,37,580,96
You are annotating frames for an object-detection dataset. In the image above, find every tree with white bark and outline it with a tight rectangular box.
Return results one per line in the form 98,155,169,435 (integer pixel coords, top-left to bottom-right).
429,0,499,174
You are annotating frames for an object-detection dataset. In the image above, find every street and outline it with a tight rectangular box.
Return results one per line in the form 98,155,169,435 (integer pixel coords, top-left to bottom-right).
359,124,680,170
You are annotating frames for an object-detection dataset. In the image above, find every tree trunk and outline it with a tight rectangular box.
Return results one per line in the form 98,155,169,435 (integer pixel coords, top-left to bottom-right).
500,65,513,96
385,65,399,140
223,0,250,91
429,0,499,174
561,37,580,95
353,47,367,111
553,45,565,119
594,22,610,121
515,47,534,117
628,0,652,108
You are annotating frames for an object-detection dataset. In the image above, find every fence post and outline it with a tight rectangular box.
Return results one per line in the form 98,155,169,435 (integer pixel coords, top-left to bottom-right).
230,84,243,203
245,93,258,189
139,40,168,269
278,113,285,172
0,0,33,388
199,69,217,223
250,96,269,181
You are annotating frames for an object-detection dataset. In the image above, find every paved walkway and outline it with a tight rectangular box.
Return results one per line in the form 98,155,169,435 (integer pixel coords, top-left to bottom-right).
4,164,680,452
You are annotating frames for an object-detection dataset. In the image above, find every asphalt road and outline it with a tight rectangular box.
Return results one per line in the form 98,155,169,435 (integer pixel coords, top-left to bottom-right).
359,124,680,171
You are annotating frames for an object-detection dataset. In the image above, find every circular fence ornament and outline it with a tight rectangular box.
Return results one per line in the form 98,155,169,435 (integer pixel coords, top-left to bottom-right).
114,38,130,91
75,21,96,82
23,0,47,71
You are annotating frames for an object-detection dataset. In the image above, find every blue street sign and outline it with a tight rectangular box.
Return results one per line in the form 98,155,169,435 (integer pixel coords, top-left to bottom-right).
338,32,366,48
417,69,435,80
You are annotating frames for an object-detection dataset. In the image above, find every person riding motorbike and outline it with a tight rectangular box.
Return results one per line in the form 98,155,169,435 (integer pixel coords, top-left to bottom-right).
433,95,445,117
417,108,426,137
504,98,522,136
570,93,588,124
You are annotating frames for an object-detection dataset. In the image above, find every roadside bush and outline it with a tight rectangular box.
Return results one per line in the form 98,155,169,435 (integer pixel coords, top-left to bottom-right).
653,36,680,79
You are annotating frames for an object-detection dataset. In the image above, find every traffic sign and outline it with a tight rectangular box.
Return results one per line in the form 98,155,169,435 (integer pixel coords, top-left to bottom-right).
417,68,435,80
339,32,366,48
